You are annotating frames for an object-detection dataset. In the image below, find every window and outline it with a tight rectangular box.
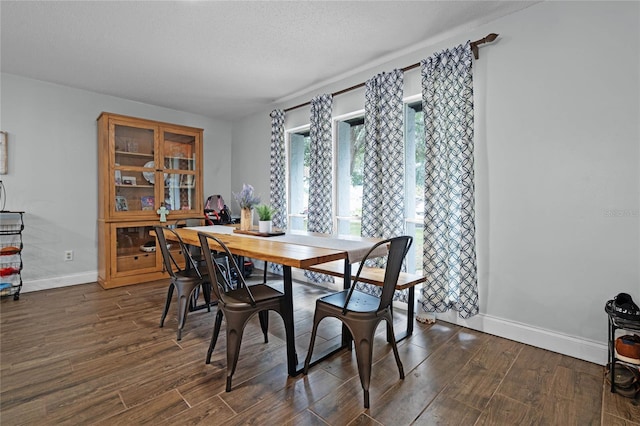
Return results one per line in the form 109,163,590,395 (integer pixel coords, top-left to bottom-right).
335,115,365,237
404,99,426,274
288,129,310,231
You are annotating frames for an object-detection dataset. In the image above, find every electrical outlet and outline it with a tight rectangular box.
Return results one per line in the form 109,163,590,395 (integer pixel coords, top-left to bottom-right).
64,250,73,261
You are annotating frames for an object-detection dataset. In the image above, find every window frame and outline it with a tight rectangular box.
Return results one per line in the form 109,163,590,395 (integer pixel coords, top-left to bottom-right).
403,94,424,274
285,124,311,232
333,109,366,237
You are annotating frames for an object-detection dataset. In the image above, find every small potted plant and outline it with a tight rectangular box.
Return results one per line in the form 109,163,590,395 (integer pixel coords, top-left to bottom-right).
255,204,275,234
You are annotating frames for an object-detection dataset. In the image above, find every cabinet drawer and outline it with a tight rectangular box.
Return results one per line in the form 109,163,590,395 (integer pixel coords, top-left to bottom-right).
117,252,156,272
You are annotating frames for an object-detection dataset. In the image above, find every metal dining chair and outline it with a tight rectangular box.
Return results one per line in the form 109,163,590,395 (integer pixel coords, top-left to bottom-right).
155,225,211,340
172,217,212,311
197,231,293,392
303,235,413,408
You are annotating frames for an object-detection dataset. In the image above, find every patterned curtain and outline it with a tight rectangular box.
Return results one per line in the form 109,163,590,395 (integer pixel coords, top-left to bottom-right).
269,109,287,231
269,109,286,275
359,69,406,300
361,69,405,239
306,94,334,283
420,42,478,319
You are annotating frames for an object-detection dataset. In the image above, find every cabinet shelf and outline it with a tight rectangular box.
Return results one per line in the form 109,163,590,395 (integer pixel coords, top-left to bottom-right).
115,150,154,158
116,184,154,189
166,185,196,190
165,155,194,161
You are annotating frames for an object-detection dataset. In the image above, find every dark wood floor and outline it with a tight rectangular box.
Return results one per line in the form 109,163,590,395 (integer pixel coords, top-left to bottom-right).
1,274,638,425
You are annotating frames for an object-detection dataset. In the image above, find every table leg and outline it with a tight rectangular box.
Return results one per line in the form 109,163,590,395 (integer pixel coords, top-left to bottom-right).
392,287,415,343
283,265,299,376
237,255,245,288
342,259,353,348
407,286,415,336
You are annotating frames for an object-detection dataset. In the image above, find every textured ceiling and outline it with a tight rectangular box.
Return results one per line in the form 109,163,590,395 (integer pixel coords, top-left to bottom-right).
1,1,537,120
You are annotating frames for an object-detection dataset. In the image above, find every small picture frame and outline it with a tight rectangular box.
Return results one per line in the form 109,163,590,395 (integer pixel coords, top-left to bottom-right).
1,131,8,175
115,169,122,185
115,196,128,211
180,174,195,188
140,196,155,211
122,176,137,185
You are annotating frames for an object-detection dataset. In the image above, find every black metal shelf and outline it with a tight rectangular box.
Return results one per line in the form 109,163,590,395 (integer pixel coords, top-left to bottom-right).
0,211,24,300
606,303,640,394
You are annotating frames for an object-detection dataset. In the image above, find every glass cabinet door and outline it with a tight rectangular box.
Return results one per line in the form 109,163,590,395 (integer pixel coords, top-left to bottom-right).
113,223,159,276
161,130,199,213
113,123,157,215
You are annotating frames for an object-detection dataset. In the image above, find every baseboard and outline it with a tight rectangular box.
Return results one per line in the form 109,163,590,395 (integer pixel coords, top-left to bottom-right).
432,310,608,366
22,272,98,293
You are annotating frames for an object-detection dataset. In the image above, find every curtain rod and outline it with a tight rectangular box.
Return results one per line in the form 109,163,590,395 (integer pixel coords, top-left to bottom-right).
284,33,498,113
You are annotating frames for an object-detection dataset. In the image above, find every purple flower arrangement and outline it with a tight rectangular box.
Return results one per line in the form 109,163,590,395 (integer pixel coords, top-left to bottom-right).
233,184,261,209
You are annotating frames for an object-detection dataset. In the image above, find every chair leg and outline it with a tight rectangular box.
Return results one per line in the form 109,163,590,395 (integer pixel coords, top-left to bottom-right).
351,326,376,409
188,287,198,312
202,282,212,312
386,303,394,343
224,313,249,392
225,328,243,392
384,316,405,380
160,283,175,328
176,283,198,341
303,309,324,374
258,310,269,343
206,309,224,364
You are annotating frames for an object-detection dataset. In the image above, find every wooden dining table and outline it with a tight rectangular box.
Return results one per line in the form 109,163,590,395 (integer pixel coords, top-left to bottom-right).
165,225,383,376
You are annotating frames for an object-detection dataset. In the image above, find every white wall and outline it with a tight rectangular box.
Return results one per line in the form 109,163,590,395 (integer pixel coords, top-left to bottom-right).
0,74,232,289
230,1,639,364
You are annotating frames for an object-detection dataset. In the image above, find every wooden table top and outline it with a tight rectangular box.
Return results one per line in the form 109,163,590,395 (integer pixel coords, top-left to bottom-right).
170,227,348,269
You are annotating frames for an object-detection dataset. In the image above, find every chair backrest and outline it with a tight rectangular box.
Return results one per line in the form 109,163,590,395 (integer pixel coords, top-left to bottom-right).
346,236,413,313
172,218,208,259
154,225,202,279
197,232,256,307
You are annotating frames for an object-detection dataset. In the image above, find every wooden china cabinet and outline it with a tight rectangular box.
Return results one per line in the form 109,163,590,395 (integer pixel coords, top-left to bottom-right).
97,112,203,289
